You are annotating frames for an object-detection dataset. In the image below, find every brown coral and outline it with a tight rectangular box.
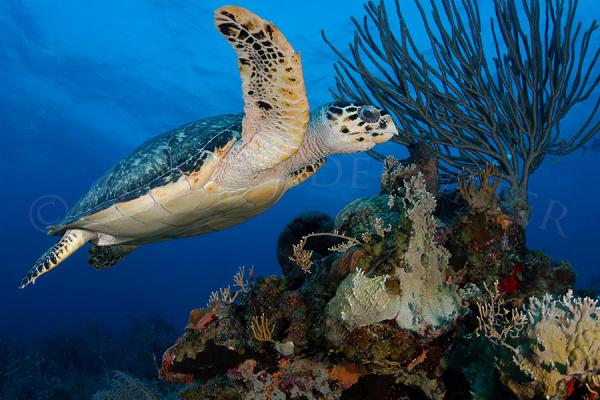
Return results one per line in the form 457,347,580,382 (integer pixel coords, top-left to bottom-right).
457,164,502,214
329,361,366,389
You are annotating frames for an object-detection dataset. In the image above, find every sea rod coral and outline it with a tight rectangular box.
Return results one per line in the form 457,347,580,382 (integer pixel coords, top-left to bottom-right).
324,0,600,224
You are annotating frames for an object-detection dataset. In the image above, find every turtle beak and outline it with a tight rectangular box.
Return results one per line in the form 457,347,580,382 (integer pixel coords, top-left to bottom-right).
372,114,398,144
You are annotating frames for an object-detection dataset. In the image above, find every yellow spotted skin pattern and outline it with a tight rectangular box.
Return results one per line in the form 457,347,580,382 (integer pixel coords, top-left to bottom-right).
287,159,325,187
215,6,309,169
19,229,95,288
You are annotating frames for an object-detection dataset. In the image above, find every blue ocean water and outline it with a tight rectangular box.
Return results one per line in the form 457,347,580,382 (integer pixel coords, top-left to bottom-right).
0,0,598,347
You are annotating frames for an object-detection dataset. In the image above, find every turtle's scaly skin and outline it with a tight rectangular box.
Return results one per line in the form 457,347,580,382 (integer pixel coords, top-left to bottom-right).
20,5,316,288
215,6,309,171
20,6,399,289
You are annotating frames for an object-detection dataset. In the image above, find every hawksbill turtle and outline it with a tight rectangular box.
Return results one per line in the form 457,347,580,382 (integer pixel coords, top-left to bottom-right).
20,6,397,288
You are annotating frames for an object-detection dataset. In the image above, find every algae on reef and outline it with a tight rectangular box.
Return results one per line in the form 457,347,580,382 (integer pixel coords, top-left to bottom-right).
159,158,594,399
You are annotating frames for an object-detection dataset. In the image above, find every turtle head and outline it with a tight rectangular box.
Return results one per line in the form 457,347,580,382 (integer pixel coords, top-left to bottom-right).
318,102,397,154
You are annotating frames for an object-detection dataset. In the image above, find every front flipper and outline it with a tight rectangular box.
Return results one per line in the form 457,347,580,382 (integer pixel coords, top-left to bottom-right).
88,244,138,270
287,159,325,188
215,6,309,170
19,229,96,288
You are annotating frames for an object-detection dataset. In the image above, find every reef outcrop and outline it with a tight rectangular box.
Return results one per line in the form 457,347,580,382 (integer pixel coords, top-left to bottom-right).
160,161,589,399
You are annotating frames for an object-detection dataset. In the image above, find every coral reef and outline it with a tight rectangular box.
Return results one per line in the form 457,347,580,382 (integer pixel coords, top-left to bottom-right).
458,165,503,215
277,211,336,278
159,159,588,399
394,172,461,334
92,371,168,400
0,317,177,400
462,283,600,399
325,269,400,343
512,291,600,397
378,143,440,196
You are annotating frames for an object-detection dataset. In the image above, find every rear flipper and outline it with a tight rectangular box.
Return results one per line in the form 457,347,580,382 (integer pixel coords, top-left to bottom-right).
19,229,96,288
88,244,138,270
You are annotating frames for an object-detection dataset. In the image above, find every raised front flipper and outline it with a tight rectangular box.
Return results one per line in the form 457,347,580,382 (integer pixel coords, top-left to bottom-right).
215,6,309,171
19,229,96,288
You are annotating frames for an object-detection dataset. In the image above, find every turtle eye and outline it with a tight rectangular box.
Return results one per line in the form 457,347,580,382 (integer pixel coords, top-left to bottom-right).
359,106,380,123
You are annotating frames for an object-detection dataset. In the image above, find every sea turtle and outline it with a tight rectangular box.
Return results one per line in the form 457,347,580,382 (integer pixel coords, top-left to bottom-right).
20,6,397,288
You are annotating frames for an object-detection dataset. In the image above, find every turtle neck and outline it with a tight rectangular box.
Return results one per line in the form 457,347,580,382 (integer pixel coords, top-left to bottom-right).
278,111,331,176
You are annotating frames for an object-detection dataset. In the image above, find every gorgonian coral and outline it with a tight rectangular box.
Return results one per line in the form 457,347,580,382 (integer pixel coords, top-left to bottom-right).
324,0,600,224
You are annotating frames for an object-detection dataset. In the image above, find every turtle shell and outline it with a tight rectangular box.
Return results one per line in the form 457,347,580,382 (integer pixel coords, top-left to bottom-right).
55,113,243,230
